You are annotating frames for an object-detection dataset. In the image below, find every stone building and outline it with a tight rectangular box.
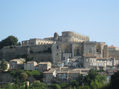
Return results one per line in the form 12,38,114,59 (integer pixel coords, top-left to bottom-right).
52,42,83,65
43,68,89,83
24,61,37,70
37,62,52,72
43,69,56,84
83,57,119,70
45,31,89,42
10,58,25,69
0,31,119,70
0,46,29,60
0,31,89,63
0,44,53,63
108,45,119,60
22,38,54,46
83,41,108,58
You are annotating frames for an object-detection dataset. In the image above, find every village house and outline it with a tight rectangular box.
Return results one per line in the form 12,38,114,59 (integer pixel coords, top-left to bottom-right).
43,68,89,83
10,58,25,69
84,57,119,70
24,61,37,70
36,62,51,72
43,69,56,84
0,31,119,76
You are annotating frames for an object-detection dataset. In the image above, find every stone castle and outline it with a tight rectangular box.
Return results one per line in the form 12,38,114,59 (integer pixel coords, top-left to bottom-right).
0,31,119,69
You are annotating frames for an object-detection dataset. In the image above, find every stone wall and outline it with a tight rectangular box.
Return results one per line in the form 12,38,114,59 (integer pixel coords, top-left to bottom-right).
108,50,119,60
45,31,90,43
83,42,106,58
52,42,62,64
28,53,52,62
61,31,89,42
0,46,28,60
0,44,53,62
22,38,54,46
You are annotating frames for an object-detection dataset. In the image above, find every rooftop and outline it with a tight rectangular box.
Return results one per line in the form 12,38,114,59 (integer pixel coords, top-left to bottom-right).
39,62,51,64
10,58,25,63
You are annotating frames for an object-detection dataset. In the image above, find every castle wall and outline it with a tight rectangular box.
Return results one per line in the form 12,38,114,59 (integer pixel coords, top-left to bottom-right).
28,53,52,62
83,42,106,58
0,44,53,62
103,45,109,58
62,31,89,42
108,50,119,60
0,46,28,60
1,31,119,69
83,42,97,57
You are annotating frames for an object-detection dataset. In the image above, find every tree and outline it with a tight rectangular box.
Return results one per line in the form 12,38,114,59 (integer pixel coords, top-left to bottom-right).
71,80,79,87
110,71,119,89
20,72,28,81
31,81,47,89
0,60,8,71
88,69,98,80
49,84,61,89
79,86,90,89
0,35,18,49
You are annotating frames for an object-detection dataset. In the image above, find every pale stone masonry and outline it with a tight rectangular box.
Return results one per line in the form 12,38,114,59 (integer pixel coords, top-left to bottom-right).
37,62,52,72
24,61,37,70
108,45,119,60
10,58,25,69
0,31,119,84
83,57,119,70
43,68,89,83
24,61,52,72
43,69,57,83
22,38,54,46
0,31,119,70
44,31,89,42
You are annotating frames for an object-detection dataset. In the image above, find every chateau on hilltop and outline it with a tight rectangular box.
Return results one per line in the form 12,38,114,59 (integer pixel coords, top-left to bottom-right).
0,31,119,70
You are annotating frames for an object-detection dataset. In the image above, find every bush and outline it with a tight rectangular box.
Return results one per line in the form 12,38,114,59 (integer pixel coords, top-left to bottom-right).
20,72,28,81
49,84,61,89
30,81,47,89
0,60,8,71
26,70,41,76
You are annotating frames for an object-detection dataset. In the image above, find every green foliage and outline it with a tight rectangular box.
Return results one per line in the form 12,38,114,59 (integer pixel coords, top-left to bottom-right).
4,83,25,89
30,81,47,89
0,35,18,49
20,72,28,81
3,69,108,89
4,83,13,89
26,70,41,76
8,70,42,83
78,85,90,89
49,84,61,89
0,60,8,71
60,83,68,89
71,80,79,87
9,70,24,77
110,71,119,89
9,70,41,77
101,84,110,89
8,70,26,82
65,69,107,89
85,69,106,86
87,69,98,81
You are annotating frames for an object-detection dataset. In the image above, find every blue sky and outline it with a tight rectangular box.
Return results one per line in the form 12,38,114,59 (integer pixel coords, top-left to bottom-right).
0,0,119,46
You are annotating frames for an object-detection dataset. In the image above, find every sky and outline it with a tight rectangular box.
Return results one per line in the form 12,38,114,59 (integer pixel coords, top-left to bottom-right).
0,0,119,46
